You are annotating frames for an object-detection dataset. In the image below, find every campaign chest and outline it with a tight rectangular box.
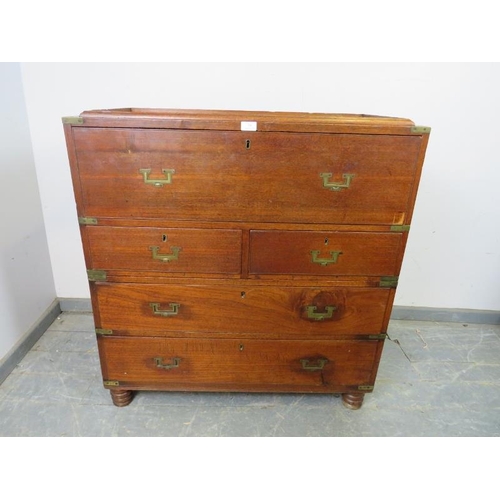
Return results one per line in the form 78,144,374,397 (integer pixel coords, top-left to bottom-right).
63,108,430,409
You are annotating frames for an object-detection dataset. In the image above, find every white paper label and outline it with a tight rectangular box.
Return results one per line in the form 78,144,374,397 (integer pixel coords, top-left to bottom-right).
241,121,257,131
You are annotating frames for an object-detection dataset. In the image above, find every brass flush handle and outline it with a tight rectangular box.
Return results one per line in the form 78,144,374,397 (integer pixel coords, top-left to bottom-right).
300,358,329,371
320,173,354,191
139,168,175,186
154,357,181,369
149,302,180,317
310,250,342,266
150,246,181,262
305,305,336,321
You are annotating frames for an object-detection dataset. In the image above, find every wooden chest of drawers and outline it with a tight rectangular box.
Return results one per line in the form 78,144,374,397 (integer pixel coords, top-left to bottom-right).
63,108,430,409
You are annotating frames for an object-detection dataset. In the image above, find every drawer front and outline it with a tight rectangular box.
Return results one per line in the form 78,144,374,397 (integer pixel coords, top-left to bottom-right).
87,226,241,274
95,283,391,337
99,337,379,390
249,230,402,276
74,128,421,224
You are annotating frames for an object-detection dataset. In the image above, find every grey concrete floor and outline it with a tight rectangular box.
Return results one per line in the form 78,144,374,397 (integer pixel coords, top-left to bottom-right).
0,312,499,436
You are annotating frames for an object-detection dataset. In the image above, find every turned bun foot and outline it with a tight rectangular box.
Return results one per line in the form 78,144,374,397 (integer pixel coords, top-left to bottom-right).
110,389,134,407
342,392,365,410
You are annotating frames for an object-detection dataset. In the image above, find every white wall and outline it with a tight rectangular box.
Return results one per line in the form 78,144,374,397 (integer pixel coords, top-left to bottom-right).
20,63,500,311
0,63,56,360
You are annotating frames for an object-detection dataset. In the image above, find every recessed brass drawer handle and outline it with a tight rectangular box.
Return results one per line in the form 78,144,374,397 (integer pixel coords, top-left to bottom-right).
305,305,336,321
150,245,181,262
154,357,181,370
300,358,329,371
320,173,354,191
310,250,342,266
150,302,180,317
139,168,175,187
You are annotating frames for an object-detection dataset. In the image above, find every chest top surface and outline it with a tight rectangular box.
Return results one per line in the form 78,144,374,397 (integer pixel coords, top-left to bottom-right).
64,108,427,135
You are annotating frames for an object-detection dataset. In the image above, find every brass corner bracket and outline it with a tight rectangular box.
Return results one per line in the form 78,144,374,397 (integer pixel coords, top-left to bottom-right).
390,224,410,232
78,217,98,225
87,269,107,282
95,328,113,336
62,116,84,125
103,380,120,387
379,276,399,288
411,126,431,134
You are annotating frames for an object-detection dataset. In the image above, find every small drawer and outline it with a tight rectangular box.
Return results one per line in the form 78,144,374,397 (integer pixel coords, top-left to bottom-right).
98,337,380,391
87,226,242,274
249,230,402,276
95,283,392,337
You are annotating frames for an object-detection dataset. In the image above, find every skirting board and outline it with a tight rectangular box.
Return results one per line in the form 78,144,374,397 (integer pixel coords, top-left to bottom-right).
0,299,61,385
391,306,500,325
58,297,500,326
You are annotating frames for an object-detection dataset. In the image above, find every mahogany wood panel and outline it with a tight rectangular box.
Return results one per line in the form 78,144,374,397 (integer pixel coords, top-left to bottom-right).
405,133,431,225
249,230,402,276
95,283,391,337
87,218,406,232
73,128,421,224
99,336,379,389
98,273,380,287
87,226,241,274
78,108,416,135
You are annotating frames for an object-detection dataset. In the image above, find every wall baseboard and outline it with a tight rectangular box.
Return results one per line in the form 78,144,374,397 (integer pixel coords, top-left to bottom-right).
391,306,500,325
58,297,500,326
0,299,61,385
58,297,92,312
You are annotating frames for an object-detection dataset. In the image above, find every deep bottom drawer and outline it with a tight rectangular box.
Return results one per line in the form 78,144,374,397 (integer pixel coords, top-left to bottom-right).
98,337,381,392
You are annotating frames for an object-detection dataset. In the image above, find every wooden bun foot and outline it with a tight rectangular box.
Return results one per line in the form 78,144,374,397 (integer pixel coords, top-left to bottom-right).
342,392,365,410
110,389,134,407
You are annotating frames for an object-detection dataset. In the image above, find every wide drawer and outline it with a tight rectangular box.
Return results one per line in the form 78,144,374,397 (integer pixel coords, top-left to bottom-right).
98,337,379,390
73,128,421,224
249,230,402,276
95,283,392,337
86,226,241,274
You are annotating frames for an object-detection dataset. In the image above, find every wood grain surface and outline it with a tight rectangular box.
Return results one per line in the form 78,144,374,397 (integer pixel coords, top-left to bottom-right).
99,336,379,389
95,283,391,337
73,128,421,224
87,226,241,274
249,230,402,276
78,108,416,135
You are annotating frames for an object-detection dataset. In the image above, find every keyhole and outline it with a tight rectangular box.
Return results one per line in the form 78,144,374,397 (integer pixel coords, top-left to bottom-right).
239,344,244,351
245,139,251,149
324,238,329,245
162,234,167,242
241,291,246,299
